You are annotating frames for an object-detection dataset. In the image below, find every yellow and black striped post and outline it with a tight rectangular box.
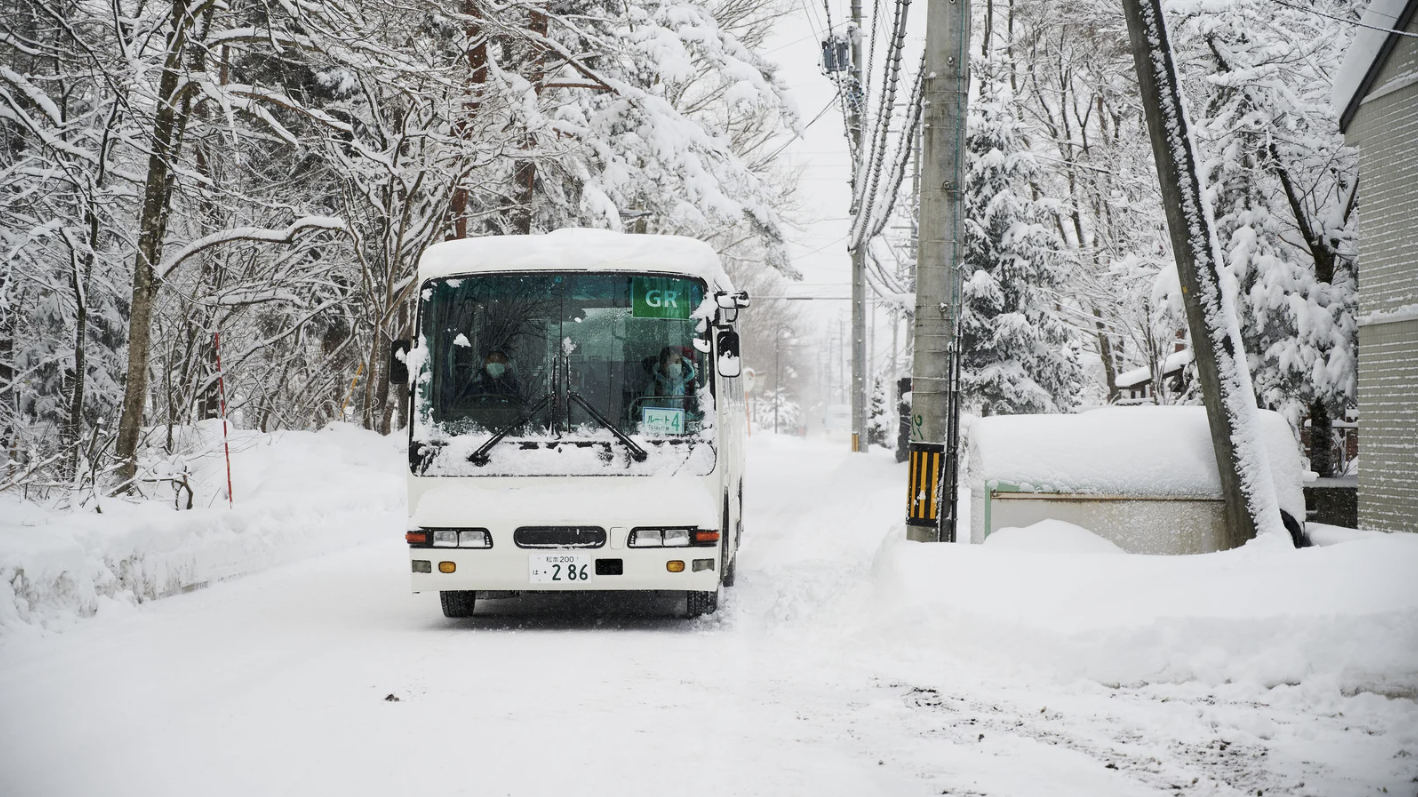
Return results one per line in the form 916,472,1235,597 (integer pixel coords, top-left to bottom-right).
906,442,945,533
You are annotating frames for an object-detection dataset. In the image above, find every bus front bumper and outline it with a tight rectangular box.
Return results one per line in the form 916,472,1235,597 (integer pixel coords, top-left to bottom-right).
409,547,720,593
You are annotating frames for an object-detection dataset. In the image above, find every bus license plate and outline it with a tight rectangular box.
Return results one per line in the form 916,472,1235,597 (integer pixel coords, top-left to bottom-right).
528,553,593,584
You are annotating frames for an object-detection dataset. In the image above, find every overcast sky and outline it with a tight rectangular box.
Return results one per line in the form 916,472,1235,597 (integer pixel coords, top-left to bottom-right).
763,1,927,379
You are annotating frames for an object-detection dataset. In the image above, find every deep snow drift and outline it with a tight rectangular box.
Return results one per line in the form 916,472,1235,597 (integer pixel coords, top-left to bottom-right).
0,423,403,638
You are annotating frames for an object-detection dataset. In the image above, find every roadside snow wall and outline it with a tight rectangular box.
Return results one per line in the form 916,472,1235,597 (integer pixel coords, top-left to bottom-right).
870,527,1418,695
0,423,403,640
965,406,1306,553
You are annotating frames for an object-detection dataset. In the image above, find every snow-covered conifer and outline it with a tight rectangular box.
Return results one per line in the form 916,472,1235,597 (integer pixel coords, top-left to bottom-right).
957,80,1082,415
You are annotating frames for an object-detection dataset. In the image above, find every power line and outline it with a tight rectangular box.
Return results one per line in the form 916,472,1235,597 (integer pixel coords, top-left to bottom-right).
864,62,925,242
852,0,915,247
787,233,850,261
759,95,843,163
1265,0,1418,38
864,0,884,100
797,0,825,39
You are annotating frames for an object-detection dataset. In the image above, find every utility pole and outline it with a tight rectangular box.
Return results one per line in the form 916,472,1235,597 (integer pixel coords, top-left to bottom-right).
1119,0,1283,548
906,0,970,542
848,0,869,453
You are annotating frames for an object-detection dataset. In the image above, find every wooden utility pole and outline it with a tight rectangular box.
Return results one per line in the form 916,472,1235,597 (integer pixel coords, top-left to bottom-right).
906,0,970,542
848,0,869,453
1120,0,1284,548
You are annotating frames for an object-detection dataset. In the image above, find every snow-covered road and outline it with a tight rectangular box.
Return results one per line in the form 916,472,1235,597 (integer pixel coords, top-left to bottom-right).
2,437,1415,796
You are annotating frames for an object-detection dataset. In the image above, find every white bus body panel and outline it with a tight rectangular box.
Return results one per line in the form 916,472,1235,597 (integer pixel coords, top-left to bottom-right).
408,473,727,592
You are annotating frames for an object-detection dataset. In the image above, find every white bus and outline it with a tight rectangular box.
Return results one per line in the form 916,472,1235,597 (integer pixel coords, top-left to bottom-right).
391,230,749,618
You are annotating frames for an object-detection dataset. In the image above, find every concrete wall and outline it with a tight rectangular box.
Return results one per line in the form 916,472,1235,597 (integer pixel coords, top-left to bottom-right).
1346,16,1418,533
972,491,1226,555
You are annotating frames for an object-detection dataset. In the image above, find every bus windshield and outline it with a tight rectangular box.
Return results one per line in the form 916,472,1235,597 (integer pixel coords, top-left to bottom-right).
411,272,715,475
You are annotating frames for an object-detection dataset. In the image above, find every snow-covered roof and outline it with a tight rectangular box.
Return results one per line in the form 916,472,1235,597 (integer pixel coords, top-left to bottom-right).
1334,0,1418,132
965,406,1306,518
1115,348,1193,390
417,229,732,288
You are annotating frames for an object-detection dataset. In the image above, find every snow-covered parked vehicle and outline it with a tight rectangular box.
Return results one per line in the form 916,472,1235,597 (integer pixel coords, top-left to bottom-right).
390,230,749,618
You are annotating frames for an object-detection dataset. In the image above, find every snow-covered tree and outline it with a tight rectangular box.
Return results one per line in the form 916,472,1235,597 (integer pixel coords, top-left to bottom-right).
978,0,1174,404
957,78,1082,416
868,377,892,446
751,388,802,435
0,0,803,497
1175,0,1358,475
523,0,799,272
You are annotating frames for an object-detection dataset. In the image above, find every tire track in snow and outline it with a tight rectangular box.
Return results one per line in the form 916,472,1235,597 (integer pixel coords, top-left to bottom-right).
892,679,1410,796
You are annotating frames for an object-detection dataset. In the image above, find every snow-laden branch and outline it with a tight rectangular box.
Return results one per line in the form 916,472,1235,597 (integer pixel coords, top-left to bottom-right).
158,217,348,280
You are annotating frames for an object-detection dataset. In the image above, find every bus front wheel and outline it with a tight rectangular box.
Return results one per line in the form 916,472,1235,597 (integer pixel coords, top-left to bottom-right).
685,590,718,618
440,590,477,618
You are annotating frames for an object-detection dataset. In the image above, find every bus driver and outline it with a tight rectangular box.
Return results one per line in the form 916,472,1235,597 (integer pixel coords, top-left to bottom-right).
467,350,522,401
644,346,697,411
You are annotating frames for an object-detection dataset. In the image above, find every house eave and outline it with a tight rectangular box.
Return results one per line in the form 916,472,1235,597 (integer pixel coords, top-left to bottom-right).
1339,0,1418,134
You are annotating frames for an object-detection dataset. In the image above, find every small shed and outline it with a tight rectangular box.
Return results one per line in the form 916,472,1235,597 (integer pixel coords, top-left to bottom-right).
965,406,1307,554
1114,348,1192,404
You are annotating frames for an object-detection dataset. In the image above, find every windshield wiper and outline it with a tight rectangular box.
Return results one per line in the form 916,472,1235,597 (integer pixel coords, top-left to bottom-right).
469,393,554,467
567,391,648,462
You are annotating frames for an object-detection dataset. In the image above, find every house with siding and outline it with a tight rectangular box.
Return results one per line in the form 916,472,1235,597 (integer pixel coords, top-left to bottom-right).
1335,0,1418,533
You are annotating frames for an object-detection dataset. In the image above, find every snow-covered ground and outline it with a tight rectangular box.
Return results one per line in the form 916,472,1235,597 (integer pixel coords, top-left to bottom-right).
0,422,402,638
2,432,1416,796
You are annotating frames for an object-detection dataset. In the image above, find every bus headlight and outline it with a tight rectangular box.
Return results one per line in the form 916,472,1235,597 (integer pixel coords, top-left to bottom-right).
629,529,662,547
432,530,459,547
663,529,690,547
458,530,490,548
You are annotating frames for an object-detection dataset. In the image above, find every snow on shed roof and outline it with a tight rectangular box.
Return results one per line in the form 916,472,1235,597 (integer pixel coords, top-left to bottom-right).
965,406,1305,518
417,229,732,288
1334,0,1418,132
1115,348,1193,390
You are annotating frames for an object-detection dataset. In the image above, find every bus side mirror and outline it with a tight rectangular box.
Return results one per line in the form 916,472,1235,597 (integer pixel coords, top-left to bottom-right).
716,329,742,378
714,291,749,324
389,338,412,385
714,290,750,309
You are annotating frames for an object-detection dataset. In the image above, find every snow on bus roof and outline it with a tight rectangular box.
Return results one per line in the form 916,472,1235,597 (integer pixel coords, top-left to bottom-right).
417,229,732,288
965,406,1306,518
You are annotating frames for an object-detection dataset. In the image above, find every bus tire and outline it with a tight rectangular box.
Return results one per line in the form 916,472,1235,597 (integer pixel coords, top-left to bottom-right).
440,590,477,618
720,536,736,588
736,482,744,548
685,589,718,618
721,494,736,588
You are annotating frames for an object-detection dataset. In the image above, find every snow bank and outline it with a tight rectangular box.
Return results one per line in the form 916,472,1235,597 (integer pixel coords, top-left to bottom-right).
0,424,403,640
417,229,733,288
1308,522,1389,546
983,519,1126,555
868,530,1418,694
966,406,1306,520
